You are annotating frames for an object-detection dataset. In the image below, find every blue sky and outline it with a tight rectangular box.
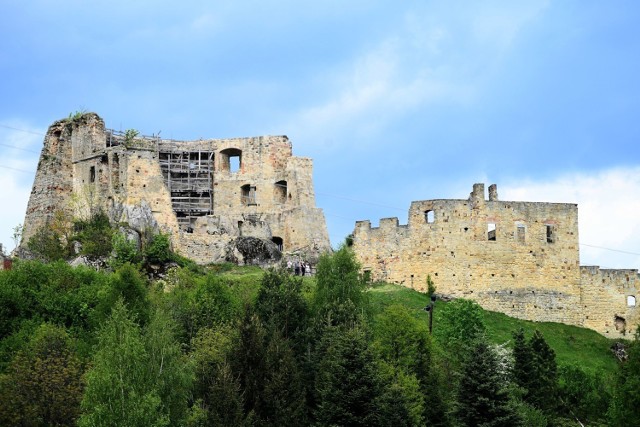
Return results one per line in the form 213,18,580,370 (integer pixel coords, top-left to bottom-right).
1,0,639,269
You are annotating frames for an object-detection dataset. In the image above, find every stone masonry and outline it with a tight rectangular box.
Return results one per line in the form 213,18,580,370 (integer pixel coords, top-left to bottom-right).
21,113,331,265
352,183,639,338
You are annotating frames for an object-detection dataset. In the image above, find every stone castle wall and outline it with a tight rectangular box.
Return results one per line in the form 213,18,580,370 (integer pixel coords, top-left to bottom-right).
352,183,638,337
21,113,331,264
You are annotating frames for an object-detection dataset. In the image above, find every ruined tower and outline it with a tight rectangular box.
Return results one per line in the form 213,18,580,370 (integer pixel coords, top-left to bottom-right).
21,113,331,264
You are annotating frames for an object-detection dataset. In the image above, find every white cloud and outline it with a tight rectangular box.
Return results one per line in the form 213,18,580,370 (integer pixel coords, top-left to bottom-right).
501,167,640,270
278,2,551,149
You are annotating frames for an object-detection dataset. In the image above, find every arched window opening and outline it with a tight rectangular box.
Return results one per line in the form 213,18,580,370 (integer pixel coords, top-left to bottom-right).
220,148,242,173
275,180,287,204
628,295,636,307
271,236,283,251
425,210,434,224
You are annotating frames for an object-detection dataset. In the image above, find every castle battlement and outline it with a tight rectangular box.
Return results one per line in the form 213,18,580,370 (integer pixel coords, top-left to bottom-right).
352,183,637,338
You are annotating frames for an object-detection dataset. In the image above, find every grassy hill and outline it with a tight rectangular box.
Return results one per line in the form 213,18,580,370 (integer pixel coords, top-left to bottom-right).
367,282,620,374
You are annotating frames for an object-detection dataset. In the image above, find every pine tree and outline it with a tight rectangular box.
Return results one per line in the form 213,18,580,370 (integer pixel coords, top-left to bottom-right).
455,339,521,427
314,327,381,426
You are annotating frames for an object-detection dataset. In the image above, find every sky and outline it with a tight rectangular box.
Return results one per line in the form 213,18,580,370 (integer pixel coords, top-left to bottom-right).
1,0,639,270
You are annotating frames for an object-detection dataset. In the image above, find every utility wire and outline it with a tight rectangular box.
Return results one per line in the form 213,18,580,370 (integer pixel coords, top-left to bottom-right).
0,164,35,174
579,243,640,256
0,124,45,136
0,143,40,153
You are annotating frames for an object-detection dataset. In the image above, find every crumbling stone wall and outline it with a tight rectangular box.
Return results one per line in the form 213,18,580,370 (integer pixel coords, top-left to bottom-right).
352,183,638,337
21,113,331,265
580,266,639,337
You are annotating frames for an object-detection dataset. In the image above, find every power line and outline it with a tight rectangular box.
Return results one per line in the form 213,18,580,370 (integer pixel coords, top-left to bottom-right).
0,143,40,154
580,243,640,257
0,164,35,174
0,124,45,136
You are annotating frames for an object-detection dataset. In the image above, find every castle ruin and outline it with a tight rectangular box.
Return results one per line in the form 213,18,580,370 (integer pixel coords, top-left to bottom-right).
20,113,331,265
352,183,639,338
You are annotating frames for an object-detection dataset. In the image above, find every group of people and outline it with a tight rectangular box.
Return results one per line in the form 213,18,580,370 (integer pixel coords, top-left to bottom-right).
287,259,311,276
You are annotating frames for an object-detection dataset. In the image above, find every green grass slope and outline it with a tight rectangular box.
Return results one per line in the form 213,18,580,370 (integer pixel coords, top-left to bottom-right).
367,282,619,374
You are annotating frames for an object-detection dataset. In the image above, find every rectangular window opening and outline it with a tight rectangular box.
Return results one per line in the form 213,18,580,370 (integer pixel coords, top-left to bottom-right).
516,225,526,243
546,225,556,243
89,166,96,183
488,223,496,241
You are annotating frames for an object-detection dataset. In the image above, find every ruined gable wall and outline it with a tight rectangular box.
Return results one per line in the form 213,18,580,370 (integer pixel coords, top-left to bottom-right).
353,184,584,327
22,120,79,244
580,266,639,337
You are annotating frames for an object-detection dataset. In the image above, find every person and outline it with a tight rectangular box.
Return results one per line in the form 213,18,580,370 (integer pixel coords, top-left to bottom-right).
305,261,311,276
294,260,300,276
287,259,292,272
301,261,306,276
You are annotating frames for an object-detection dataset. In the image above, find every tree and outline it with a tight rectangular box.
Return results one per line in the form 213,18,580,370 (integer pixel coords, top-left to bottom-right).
97,263,151,325
0,323,84,426
608,331,640,426
314,326,381,426
374,304,447,425
512,329,558,413
313,246,368,328
454,338,521,427
78,301,167,427
143,307,193,426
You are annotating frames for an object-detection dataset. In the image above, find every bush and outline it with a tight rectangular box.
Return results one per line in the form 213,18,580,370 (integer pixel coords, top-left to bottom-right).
73,211,113,258
144,233,173,264
110,233,141,269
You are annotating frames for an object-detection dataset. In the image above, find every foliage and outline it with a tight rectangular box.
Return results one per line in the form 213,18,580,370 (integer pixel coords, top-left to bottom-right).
79,301,168,427
314,326,382,426
73,210,114,258
97,263,150,325
11,223,23,251
144,232,173,264
454,338,522,427
27,223,69,261
426,274,436,299
608,331,640,426
557,364,611,424
373,304,447,425
512,329,558,413
255,269,309,347
433,298,486,370
123,128,140,148
0,323,84,426
109,231,142,269
313,246,368,328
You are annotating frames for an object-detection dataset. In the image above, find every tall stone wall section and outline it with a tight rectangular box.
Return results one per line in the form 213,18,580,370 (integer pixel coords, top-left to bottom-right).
353,183,639,337
20,113,331,265
580,266,639,337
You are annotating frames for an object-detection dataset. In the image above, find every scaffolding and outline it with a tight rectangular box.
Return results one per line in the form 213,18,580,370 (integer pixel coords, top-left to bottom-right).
159,150,214,230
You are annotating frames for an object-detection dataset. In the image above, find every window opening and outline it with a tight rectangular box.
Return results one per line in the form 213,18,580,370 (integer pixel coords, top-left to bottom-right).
516,225,526,243
241,184,257,205
275,180,287,204
546,225,556,243
271,236,283,251
89,166,96,183
425,210,435,223
628,295,636,307
220,148,242,173
487,223,496,241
